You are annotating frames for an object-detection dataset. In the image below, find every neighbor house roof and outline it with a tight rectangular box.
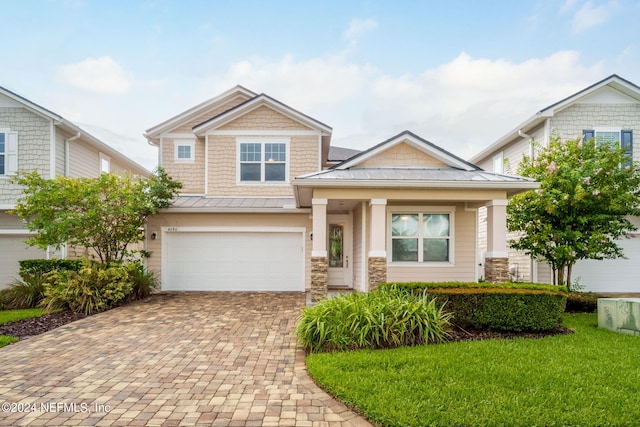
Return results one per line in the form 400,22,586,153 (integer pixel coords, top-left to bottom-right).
327,146,361,163
0,85,150,176
469,74,640,164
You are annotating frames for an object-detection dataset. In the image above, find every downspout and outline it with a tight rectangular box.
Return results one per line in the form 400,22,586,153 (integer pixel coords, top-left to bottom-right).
64,132,82,177
60,131,81,260
518,129,538,283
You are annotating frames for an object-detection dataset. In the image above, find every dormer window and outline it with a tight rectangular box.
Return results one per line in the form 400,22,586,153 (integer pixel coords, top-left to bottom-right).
238,139,288,183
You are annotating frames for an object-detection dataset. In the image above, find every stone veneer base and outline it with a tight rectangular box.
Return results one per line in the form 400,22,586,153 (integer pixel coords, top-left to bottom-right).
310,257,328,302
367,257,387,291
485,257,509,283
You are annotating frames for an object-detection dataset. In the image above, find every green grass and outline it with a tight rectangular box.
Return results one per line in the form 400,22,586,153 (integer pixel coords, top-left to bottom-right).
306,314,640,427
0,308,45,348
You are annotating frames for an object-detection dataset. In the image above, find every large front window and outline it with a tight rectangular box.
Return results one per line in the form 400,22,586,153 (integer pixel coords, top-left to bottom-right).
239,140,287,182
391,213,451,262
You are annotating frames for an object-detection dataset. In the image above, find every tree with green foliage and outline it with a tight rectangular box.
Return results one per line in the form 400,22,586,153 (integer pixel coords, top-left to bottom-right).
508,136,640,289
12,168,181,264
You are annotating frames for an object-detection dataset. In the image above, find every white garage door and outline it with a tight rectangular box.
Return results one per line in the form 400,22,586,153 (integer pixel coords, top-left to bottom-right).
573,236,640,293
163,231,304,291
0,235,46,288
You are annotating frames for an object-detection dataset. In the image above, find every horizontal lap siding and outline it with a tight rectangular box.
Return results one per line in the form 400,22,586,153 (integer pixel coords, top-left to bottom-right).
387,205,477,282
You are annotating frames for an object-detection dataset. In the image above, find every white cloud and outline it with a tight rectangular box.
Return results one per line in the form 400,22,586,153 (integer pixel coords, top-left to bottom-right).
343,18,379,41
58,56,131,94
570,0,619,33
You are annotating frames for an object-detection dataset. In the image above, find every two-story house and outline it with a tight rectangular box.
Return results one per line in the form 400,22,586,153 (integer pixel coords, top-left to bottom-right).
0,86,150,287
470,74,640,293
144,86,537,301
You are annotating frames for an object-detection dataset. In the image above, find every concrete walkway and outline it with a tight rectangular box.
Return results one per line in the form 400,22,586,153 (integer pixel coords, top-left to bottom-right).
0,292,372,426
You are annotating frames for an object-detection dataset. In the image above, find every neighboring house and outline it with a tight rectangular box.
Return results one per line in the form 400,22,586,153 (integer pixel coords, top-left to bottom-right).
470,74,640,293
0,86,150,287
144,86,537,300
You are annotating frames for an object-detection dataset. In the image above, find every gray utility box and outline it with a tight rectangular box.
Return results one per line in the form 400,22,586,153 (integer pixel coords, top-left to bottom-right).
598,298,640,336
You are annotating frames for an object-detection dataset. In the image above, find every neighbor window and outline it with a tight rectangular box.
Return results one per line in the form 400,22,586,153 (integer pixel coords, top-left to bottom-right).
238,139,288,182
493,152,504,174
584,129,633,168
100,153,110,173
0,130,18,176
391,213,451,263
174,139,195,163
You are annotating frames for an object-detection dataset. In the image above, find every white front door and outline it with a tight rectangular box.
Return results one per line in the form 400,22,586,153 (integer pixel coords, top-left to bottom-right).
327,214,353,288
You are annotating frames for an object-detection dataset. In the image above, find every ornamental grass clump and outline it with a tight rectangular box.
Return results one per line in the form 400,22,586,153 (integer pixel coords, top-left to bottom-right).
296,286,451,353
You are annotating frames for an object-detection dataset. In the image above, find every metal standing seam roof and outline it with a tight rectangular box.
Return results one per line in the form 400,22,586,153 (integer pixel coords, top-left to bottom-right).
294,167,536,183
168,196,298,210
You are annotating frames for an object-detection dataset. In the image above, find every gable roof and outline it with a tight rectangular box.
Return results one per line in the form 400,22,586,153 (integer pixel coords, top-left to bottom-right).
469,74,640,164
327,146,361,163
333,130,480,171
191,93,333,136
144,85,256,142
0,85,149,176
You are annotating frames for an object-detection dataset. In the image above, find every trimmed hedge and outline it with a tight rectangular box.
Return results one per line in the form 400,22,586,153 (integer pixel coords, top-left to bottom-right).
380,282,567,332
19,259,83,277
565,292,599,313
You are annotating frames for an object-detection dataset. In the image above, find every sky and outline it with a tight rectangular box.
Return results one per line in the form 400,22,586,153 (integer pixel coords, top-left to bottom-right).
1,0,639,170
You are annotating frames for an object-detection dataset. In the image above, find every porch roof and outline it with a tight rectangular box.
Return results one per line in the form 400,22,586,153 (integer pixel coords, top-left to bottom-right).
162,196,305,213
292,167,539,207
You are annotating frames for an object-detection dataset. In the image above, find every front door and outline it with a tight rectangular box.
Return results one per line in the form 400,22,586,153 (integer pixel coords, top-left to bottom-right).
327,214,353,288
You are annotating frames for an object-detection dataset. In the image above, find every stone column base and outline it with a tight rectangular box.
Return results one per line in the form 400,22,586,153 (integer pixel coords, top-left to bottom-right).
368,257,387,291
310,257,328,302
485,257,509,283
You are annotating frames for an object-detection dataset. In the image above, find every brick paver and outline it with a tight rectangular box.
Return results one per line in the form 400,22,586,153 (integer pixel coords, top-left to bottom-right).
0,293,372,426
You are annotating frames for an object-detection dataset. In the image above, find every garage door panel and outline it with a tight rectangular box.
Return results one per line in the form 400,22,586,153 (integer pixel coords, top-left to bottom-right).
574,237,640,293
163,231,304,291
0,235,46,288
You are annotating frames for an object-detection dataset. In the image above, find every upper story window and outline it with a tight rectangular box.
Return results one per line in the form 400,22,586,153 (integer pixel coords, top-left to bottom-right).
0,130,18,176
389,209,453,264
100,153,111,173
584,128,633,168
238,139,288,183
174,139,195,163
493,152,504,174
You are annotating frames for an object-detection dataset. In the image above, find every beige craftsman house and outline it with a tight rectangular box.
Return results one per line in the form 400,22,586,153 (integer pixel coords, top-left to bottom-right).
471,74,640,293
0,86,149,287
144,87,537,300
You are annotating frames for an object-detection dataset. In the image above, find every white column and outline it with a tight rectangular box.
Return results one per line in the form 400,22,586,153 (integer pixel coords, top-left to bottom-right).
369,198,387,257
485,199,508,258
312,198,328,257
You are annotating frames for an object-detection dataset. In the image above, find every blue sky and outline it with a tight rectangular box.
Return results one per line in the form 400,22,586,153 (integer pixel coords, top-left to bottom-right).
1,0,639,169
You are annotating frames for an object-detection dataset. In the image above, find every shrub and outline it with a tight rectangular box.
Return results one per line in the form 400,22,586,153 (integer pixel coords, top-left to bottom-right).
383,282,566,332
296,286,451,353
565,292,599,313
1,273,47,309
19,259,83,277
41,260,133,315
125,262,158,301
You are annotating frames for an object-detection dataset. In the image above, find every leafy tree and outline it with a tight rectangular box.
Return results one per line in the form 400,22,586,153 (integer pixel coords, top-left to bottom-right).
508,136,640,289
12,168,181,264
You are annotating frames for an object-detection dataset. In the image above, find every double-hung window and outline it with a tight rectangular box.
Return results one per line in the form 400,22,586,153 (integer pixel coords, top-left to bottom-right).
0,130,18,176
238,139,288,183
390,211,452,263
584,129,633,167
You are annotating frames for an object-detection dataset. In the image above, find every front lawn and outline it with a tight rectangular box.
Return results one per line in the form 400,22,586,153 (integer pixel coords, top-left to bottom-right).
0,308,45,348
307,314,640,427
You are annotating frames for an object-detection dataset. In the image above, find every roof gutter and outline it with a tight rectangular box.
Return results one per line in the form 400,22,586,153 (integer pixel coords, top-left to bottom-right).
292,178,539,190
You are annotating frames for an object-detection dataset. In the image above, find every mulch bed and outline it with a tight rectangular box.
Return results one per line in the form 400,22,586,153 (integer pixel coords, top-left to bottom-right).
446,324,574,342
0,311,87,339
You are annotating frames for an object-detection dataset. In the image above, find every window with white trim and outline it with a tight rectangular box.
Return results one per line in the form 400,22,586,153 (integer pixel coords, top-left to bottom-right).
0,130,18,176
174,139,195,163
584,128,633,168
390,212,452,263
100,153,110,173
238,139,288,182
493,152,504,174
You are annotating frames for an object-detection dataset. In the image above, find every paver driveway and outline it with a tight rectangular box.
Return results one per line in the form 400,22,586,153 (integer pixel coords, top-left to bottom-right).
0,292,372,427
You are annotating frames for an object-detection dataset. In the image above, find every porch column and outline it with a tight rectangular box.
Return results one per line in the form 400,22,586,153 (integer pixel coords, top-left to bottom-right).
311,198,328,302
368,198,387,290
485,199,509,282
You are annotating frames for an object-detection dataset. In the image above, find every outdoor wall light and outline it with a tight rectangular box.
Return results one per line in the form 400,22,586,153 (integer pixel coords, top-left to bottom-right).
151,232,157,240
